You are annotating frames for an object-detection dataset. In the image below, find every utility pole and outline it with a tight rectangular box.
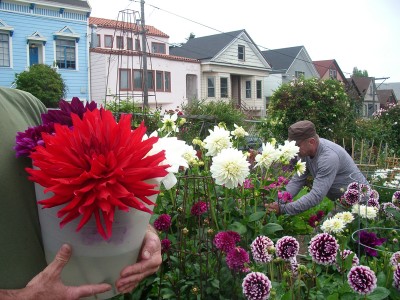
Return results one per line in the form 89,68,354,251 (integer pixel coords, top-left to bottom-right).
140,0,149,108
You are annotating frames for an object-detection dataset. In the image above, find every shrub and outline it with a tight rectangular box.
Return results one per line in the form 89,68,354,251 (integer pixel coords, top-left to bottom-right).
14,64,66,108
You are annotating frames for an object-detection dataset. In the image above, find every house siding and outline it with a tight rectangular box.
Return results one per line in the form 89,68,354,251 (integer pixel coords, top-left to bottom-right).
0,0,90,100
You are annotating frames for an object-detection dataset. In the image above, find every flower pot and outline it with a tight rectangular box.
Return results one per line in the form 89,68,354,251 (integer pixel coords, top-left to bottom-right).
35,183,157,300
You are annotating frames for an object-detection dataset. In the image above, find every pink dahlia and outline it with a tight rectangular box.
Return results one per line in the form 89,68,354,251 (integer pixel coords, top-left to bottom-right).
347,265,377,295
308,233,338,265
213,231,241,253
275,236,299,260
154,214,172,232
242,272,271,300
226,246,250,272
250,236,274,263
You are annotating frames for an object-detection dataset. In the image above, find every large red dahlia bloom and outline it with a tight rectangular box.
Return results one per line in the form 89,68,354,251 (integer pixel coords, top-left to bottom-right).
27,109,169,239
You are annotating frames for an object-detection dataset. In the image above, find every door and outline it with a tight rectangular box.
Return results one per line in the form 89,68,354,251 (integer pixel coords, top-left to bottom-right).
186,74,198,102
29,45,39,65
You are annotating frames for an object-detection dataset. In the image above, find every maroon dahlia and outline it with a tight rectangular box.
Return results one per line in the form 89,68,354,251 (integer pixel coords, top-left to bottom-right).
347,265,377,295
153,214,172,232
308,233,338,265
226,246,250,273
161,238,172,254
250,236,274,263
275,236,299,260
242,272,272,300
213,230,241,252
190,201,208,216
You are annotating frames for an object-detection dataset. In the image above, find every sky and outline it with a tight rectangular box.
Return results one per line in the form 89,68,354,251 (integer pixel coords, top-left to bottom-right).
89,0,400,83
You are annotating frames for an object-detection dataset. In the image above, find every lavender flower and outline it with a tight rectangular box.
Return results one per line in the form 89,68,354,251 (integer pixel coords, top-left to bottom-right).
242,272,272,300
161,238,171,254
393,191,400,203
251,236,274,263
394,264,400,291
191,201,208,216
308,233,338,265
357,230,386,257
390,251,400,266
14,123,54,157
347,265,377,295
214,231,241,252
276,236,299,260
153,214,172,232
226,247,250,272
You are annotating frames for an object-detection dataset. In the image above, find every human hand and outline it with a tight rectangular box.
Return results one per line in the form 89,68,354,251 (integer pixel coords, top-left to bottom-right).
265,202,280,214
115,226,162,294
23,244,112,300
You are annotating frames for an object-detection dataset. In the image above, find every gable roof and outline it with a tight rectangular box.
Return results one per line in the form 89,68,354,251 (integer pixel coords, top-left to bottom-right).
169,30,247,60
377,89,397,105
351,76,373,96
261,46,303,71
313,59,347,81
89,17,169,38
42,0,90,10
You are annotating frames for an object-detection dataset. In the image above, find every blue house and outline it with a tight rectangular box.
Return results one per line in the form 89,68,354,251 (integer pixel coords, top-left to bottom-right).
0,0,91,101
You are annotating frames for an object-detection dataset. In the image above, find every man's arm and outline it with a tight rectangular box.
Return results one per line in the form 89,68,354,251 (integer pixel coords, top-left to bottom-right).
280,155,339,215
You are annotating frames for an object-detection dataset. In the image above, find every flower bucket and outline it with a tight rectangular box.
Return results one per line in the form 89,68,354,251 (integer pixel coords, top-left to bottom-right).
35,183,157,300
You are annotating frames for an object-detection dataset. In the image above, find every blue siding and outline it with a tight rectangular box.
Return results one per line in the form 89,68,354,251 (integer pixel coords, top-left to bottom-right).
0,1,90,101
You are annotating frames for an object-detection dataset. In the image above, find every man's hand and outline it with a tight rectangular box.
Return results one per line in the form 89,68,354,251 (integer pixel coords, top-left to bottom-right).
16,244,112,300
266,202,280,214
115,226,162,294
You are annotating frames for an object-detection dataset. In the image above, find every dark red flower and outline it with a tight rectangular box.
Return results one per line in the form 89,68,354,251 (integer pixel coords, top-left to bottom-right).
154,214,172,232
27,109,169,240
191,201,208,216
226,246,250,272
161,238,172,253
213,231,241,252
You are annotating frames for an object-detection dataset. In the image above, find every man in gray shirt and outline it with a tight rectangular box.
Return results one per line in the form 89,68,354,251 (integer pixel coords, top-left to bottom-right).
267,120,367,215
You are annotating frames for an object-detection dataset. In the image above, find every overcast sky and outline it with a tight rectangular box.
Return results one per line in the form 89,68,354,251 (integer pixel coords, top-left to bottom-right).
89,0,400,83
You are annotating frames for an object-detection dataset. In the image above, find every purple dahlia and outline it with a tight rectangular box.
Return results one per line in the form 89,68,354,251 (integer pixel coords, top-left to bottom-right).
190,201,208,216
161,238,171,254
275,236,299,260
213,231,240,253
226,246,250,272
347,265,377,295
153,214,172,232
250,236,274,263
343,189,360,206
390,251,400,267
308,233,338,265
394,264,400,291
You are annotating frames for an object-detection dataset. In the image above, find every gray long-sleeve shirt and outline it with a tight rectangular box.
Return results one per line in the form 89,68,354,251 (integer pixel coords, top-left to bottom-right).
280,138,367,215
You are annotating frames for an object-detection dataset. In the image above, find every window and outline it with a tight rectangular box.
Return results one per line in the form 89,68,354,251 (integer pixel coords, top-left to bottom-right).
220,77,228,98
329,69,337,79
119,69,131,90
0,32,10,67
93,34,101,47
147,70,155,91
135,38,141,51
104,35,113,48
245,80,251,98
156,71,164,91
133,69,143,90
116,36,123,49
256,80,262,99
238,45,245,61
164,72,171,92
127,37,133,50
207,77,215,97
151,42,165,54
295,71,305,78
56,39,76,69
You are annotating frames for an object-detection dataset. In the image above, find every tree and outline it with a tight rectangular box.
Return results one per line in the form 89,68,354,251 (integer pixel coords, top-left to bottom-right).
352,67,369,77
263,77,357,142
14,64,66,108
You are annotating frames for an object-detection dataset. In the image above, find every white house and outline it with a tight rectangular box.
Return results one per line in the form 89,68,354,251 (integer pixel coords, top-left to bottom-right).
88,14,201,112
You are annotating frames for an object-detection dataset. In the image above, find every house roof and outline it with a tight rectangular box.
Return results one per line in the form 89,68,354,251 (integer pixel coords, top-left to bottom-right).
377,89,397,105
313,59,348,82
42,0,90,9
90,48,200,63
261,46,303,71
89,17,169,38
169,30,245,60
350,76,373,96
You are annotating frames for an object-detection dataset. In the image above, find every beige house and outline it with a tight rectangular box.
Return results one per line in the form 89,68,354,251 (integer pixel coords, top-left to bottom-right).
170,30,271,117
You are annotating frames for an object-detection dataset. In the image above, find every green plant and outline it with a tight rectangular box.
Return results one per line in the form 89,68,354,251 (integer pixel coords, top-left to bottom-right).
13,64,66,108
263,77,357,143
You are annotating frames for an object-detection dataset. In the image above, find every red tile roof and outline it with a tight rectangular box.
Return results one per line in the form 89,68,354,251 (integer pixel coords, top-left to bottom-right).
89,17,169,38
90,48,200,63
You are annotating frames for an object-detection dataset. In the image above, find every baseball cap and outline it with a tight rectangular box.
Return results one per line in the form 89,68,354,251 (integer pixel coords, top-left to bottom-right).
288,120,316,142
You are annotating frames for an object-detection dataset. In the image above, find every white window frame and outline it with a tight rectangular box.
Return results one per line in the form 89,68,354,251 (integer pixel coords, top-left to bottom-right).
238,45,245,61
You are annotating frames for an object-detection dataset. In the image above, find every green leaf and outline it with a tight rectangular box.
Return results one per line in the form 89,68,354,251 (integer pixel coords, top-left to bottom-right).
260,223,283,235
327,293,339,300
366,287,391,300
227,221,247,235
376,271,386,286
248,211,265,222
